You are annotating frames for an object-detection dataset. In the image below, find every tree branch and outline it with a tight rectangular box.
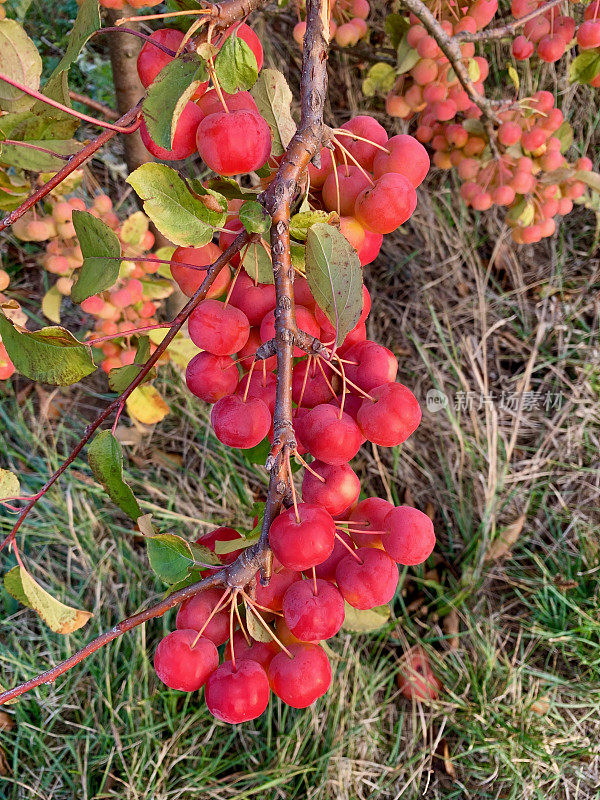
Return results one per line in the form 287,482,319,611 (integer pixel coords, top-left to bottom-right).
400,0,500,128
0,0,330,706
455,0,563,42
0,231,250,555
0,101,143,234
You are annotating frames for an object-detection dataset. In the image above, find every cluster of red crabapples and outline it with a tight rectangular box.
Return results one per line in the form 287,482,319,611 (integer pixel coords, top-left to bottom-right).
96,0,162,9
136,24,272,176
293,0,370,49
11,193,170,373
384,0,497,124
512,0,600,71
380,0,594,242
308,116,430,264
428,91,594,243
136,96,435,720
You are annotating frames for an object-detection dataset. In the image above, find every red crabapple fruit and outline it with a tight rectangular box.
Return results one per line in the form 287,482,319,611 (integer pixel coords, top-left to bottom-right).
196,110,272,176
335,547,399,609
211,395,271,449
268,503,335,571
154,629,218,691
383,506,435,565
282,578,345,642
176,588,231,645
205,659,270,723
301,460,361,516
357,382,421,447
185,352,238,403
268,643,332,708
355,173,417,234
188,299,249,355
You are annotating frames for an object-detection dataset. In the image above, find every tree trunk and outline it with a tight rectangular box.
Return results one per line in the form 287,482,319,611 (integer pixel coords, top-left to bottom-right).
106,5,171,248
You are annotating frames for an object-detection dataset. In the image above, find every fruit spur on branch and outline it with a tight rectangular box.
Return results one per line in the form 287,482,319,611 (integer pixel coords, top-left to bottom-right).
0,0,435,721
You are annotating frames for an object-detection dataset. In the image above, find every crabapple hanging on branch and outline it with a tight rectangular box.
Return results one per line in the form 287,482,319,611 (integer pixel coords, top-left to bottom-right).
0,0,442,724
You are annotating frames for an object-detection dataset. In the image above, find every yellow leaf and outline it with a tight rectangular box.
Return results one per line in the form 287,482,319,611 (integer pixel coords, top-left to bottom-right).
41,285,62,324
126,384,169,425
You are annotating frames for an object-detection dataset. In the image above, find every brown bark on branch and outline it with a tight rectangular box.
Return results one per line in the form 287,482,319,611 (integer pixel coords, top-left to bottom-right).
400,0,500,129
0,101,143,233
106,6,153,175
455,0,563,41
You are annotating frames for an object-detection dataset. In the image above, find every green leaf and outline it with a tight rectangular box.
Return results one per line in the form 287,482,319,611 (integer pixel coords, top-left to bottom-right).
569,50,600,84
396,36,421,75
70,211,122,304
246,606,272,642
88,430,142,520
214,31,258,94
32,0,100,119
290,241,306,271
342,603,390,633
290,210,338,242
54,0,101,75
127,163,218,247
241,239,274,284
108,337,156,393
0,19,42,112
143,56,208,149
385,13,410,49
239,200,271,234
362,62,396,97
41,285,62,324
305,223,363,347
555,121,573,154
5,565,92,634
251,69,296,157
138,278,174,300
0,468,20,500
146,533,196,584
0,313,96,385
0,170,29,211
206,176,258,200
0,138,80,171
575,169,600,193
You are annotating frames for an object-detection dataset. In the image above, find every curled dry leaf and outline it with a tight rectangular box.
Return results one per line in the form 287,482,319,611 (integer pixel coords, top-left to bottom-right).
484,514,526,563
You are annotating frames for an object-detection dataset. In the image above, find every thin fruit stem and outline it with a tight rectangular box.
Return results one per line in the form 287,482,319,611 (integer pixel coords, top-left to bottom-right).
324,356,374,400
191,587,232,647
331,138,375,185
229,590,237,670
242,358,256,403
287,454,301,523
241,593,292,656
334,531,361,560
296,354,312,410
333,128,390,154
234,598,252,646
0,73,142,134
116,9,213,25
311,566,318,595
335,354,347,418
293,451,326,482
224,264,242,306
85,323,171,346
315,357,341,405
330,148,341,217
